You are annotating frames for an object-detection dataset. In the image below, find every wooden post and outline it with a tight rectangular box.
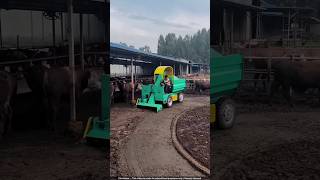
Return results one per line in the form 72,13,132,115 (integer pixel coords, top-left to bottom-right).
68,0,76,122
80,14,84,71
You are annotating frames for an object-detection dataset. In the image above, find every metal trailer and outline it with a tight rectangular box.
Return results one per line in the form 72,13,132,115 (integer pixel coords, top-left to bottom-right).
211,49,243,129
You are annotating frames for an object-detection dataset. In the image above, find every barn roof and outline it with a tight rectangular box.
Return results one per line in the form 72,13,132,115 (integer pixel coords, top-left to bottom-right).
222,0,265,11
0,0,106,14
110,42,191,66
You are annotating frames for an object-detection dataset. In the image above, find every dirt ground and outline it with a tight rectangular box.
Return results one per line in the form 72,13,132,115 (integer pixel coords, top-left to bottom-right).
176,106,210,169
110,103,146,177
212,98,320,180
0,92,109,180
111,95,209,178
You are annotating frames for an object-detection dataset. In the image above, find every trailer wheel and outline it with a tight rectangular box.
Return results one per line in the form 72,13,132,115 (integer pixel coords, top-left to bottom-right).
165,96,173,108
178,93,184,102
217,98,236,129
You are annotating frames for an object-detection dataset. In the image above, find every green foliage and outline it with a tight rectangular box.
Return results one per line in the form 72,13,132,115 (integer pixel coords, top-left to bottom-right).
157,28,210,64
139,45,152,53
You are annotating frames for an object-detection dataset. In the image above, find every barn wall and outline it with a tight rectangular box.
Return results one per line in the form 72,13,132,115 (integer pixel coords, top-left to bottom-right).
0,9,105,48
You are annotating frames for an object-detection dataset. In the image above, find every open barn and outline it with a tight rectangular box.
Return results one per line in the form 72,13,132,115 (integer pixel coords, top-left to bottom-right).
0,0,109,179
212,1,320,179
109,42,209,104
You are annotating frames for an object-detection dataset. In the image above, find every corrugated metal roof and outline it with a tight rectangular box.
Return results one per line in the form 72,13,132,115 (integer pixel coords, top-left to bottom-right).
110,42,190,64
223,0,265,11
0,0,105,14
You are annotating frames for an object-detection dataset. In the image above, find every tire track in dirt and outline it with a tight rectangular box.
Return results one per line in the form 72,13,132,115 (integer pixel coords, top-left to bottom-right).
118,95,209,177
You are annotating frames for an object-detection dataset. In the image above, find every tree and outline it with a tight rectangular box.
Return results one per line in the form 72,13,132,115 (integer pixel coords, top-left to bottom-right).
139,45,152,53
157,28,210,64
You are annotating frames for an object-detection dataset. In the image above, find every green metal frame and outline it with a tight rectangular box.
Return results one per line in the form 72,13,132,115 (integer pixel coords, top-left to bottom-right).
84,73,110,140
210,49,243,104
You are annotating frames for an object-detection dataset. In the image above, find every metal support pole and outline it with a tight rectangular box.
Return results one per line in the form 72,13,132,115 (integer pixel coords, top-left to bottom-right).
61,12,64,42
288,10,291,47
131,58,134,103
0,9,2,48
267,57,271,94
134,63,137,83
80,14,84,71
68,0,76,122
52,15,56,48
30,11,34,47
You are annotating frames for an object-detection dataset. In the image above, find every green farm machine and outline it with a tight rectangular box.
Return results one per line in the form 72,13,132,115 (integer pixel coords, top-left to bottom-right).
211,49,243,129
136,66,186,112
83,73,110,141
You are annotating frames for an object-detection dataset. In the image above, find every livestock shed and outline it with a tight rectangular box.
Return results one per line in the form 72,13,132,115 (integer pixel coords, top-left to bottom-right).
0,0,107,49
0,0,109,122
110,42,191,77
212,0,320,51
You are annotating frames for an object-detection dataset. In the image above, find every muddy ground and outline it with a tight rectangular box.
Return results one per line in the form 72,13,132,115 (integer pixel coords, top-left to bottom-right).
111,95,209,178
212,94,320,180
176,106,210,169
0,92,109,180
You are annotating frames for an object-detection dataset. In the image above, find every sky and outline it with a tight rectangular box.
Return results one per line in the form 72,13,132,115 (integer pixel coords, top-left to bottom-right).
110,0,210,53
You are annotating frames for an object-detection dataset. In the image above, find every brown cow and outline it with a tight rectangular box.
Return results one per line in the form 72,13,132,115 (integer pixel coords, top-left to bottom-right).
24,65,91,134
0,71,17,139
195,79,210,93
270,60,320,106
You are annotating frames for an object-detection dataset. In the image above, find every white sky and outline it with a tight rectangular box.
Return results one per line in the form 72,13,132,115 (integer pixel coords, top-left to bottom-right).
110,0,210,53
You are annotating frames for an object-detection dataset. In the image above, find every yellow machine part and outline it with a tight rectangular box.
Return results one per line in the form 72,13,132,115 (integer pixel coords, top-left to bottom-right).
210,104,216,123
172,94,178,101
83,117,93,138
154,66,174,80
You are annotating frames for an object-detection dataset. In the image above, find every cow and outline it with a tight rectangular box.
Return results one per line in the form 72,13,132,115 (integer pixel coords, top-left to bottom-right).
195,79,210,93
270,60,320,106
250,54,307,92
0,71,17,139
24,65,91,134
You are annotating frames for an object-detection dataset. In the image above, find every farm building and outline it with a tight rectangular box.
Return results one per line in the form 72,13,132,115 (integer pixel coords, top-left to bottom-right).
110,42,207,77
0,0,107,49
212,0,320,49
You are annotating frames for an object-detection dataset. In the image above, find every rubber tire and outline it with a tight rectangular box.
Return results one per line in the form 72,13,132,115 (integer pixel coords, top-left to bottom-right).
178,93,184,103
216,98,236,129
165,96,173,108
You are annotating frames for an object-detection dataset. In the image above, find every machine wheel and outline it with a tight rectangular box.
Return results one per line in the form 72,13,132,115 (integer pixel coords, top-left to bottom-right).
178,93,184,102
165,96,173,108
216,98,236,129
